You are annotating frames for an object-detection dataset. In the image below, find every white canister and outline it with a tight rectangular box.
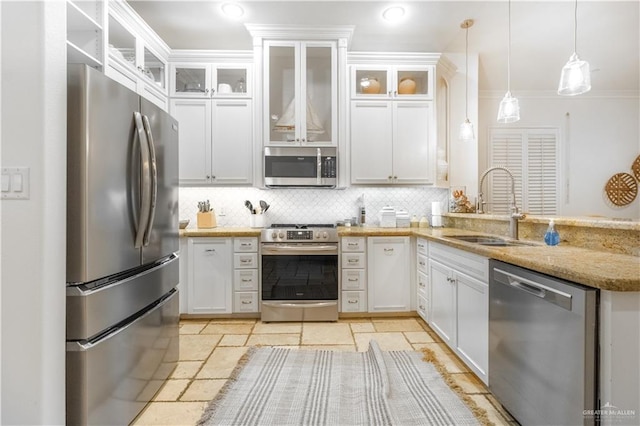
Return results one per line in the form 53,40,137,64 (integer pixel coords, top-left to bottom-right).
249,214,265,228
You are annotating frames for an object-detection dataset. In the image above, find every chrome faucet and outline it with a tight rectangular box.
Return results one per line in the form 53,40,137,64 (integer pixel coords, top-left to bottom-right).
477,166,526,239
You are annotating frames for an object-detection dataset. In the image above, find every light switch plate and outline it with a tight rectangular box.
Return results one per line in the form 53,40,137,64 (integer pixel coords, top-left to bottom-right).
1,167,30,199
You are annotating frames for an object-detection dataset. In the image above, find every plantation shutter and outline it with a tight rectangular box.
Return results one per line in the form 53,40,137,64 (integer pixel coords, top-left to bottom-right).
487,131,523,214
526,132,559,215
488,128,559,215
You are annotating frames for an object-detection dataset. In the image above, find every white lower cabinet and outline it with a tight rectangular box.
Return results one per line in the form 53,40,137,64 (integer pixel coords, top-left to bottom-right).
455,272,488,381
416,238,429,322
428,241,489,384
340,237,367,312
232,237,259,313
187,238,233,314
367,237,411,312
428,259,456,345
185,236,259,315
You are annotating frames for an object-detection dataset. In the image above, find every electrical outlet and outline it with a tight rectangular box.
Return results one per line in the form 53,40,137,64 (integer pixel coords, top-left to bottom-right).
218,207,226,216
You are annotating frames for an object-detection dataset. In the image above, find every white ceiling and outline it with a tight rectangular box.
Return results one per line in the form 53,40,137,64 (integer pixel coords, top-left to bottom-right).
128,0,640,92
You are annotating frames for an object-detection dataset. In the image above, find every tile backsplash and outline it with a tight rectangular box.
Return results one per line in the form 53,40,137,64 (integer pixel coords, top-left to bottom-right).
180,186,449,228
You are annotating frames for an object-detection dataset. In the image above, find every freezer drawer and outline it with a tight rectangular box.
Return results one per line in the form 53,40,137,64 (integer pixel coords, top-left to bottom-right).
67,255,178,341
66,289,179,426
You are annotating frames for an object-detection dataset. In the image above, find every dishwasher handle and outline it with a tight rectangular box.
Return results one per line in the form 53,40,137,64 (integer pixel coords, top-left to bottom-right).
493,267,573,311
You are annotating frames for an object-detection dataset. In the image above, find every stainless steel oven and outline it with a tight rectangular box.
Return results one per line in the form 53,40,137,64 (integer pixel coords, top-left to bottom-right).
261,224,339,321
264,147,337,188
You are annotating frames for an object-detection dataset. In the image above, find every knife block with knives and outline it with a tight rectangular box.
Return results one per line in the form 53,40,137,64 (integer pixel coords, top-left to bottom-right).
197,200,217,228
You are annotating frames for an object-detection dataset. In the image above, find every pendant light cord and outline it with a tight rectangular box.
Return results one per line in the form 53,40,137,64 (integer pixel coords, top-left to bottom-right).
507,0,511,93
573,0,578,53
465,24,469,118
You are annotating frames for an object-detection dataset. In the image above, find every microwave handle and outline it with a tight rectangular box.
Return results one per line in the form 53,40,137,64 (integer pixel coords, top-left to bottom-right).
317,148,322,185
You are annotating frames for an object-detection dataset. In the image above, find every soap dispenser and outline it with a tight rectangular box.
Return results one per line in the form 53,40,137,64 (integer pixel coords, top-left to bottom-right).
544,219,560,246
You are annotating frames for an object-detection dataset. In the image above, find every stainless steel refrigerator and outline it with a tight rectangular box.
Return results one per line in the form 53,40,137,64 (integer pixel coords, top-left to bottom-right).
65,64,179,425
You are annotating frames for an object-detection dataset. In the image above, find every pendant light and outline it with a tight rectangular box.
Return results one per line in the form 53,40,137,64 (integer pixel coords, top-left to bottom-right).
558,0,591,95
497,0,520,123
459,19,475,141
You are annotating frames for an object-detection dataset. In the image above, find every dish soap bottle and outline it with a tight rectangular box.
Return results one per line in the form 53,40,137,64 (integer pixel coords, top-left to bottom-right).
544,220,560,246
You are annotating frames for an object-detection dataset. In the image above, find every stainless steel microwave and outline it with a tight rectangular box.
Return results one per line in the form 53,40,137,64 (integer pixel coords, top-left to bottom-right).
264,147,337,188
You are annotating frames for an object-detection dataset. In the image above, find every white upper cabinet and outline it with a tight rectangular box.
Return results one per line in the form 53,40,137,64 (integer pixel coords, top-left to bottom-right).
350,100,434,184
351,65,433,100
264,40,337,146
66,0,105,69
170,63,251,98
105,1,169,110
170,98,253,185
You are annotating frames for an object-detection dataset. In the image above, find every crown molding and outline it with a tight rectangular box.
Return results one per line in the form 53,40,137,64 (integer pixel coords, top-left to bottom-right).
169,50,254,63
245,24,354,46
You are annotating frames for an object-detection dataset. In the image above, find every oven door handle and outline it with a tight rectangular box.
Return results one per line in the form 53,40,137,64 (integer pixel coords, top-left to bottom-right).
262,301,337,309
262,245,338,255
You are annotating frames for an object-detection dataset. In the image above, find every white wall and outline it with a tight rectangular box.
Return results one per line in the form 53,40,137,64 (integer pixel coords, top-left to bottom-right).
0,2,66,424
479,92,640,219
447,53,479,200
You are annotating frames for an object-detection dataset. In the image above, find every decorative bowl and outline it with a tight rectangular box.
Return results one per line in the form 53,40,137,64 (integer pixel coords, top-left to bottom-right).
179,219,190,229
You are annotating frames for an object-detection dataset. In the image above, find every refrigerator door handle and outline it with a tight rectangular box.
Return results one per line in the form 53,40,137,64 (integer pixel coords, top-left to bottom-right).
141,115,158,247
133,112,152,249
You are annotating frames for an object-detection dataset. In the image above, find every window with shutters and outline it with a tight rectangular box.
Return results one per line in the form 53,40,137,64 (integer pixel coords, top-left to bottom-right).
487,128,560,215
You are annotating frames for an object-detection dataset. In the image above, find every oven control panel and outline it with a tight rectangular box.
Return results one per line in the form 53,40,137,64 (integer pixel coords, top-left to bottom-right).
261,227,338,243
288,230,313,240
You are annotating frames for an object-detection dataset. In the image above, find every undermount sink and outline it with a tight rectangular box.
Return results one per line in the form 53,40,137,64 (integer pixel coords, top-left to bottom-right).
447,235,536,247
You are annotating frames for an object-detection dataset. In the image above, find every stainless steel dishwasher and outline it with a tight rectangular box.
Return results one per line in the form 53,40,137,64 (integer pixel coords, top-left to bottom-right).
489,260,598,426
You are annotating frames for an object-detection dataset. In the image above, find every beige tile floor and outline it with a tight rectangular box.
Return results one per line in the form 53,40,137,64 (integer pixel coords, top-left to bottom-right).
132,317,516,425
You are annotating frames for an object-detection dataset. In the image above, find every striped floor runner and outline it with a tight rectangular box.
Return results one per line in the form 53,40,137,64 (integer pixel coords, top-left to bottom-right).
198,341,483,426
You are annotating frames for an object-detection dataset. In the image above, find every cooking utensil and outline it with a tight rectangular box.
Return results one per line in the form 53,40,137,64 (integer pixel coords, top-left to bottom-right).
259,200,269,213
244,200,254,213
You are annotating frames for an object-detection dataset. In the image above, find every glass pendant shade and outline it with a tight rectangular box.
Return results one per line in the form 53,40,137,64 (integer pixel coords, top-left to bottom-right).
558,52,591,96
497,91,520,123
459,119,475,141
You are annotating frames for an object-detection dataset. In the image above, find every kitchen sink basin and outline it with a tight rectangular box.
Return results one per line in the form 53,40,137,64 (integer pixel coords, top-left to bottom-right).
447,235,536,247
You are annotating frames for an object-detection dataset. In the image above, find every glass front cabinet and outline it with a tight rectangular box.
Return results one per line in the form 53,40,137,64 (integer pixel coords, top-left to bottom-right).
264,41,337,146
170,64,251,98
351,66,433,100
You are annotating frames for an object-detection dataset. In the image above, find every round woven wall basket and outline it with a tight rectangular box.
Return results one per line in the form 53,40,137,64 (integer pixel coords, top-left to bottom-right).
605,172,638,206
632,155,640,181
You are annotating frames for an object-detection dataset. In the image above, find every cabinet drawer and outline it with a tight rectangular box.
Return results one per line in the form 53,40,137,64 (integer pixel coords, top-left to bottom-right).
342,269,366,291
233,292,259,313
416,238,428,255
429,242,489,282
233,269,259,291
234,237,258,252
417,294,428,322
417,253,428,274
341,291,367,312
417,270,429,297
341,237,366,252
342,253,366,269
233,253,258,269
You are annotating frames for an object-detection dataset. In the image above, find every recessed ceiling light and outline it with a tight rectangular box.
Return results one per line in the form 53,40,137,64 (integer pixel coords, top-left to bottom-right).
382,6,405,22
221,3,244,19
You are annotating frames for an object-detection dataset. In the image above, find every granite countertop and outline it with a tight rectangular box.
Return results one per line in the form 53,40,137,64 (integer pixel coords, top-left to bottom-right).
180,227,261,237
179,225,639,292
338,226,640,292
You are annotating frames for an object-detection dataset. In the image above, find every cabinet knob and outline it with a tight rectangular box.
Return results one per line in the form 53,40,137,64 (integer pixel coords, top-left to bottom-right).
388,176,393,180
348,259,358,263
393,176,398,180
348,278,358,282
204,249,216,253
419,305,425,310
348,299,358,304
301,138,306,142
241,300,252,305
384,248,394,253
211,176,216,179
205,88,209,94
